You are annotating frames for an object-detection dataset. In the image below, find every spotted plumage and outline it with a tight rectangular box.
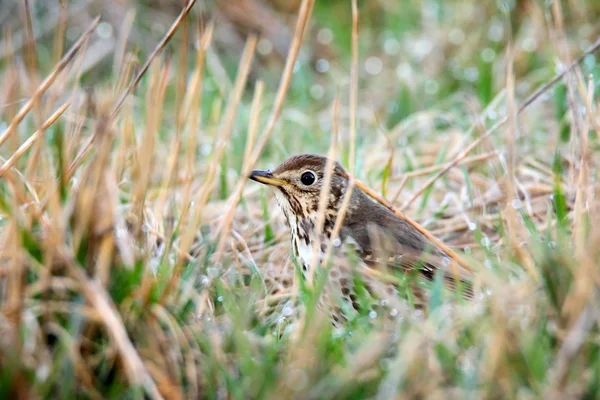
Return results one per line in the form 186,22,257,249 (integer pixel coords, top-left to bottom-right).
250,154,473,324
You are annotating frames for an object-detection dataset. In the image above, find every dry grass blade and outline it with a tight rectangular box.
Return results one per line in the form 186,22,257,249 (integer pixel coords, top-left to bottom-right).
67,0,198,178
573,76,593,256
0,16,99,147
503,45,536,280
307,94,340,285
0,102,70,178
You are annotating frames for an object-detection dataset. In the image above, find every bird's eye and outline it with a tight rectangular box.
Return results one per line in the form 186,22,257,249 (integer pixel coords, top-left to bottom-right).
300,171,316,186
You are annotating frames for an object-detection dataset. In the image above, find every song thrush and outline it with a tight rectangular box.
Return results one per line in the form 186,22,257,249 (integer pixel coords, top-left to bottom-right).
250,154,473,323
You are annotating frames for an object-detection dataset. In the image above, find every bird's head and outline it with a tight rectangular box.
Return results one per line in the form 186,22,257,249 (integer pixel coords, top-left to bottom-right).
249,154,350,222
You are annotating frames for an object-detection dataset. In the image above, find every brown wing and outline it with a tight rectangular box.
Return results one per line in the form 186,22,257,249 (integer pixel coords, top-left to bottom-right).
340,216,473,298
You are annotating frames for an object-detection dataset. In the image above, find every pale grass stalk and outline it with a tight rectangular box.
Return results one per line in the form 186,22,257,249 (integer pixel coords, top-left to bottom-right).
0,102,70,178
68,0,197,178
112,8,137,77
21,0,42,123
322,176,355,265
400,36,600,211
113,53,138,102
182,23,213,210
0,16,99,147
175,2,189,136
113,90,135,181
214,80,264,260
51,0,68,66
94,193,118,285
71,104,117,253
348,0,358,175
2,31,20,154
573,77,593,257
561,78,595,326
168,34,257,295
242,82,265,173
132,60,170,227
576,74,600,141
503,45,537,281
390,175,408,204
152,137,181,221
307,94,340,286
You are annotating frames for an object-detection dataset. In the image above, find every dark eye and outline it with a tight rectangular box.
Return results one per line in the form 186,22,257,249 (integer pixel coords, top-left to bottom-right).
300,171,316,186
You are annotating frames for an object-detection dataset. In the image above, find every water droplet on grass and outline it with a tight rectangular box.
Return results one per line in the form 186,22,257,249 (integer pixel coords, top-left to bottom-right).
384,38,401,55
315,59,329,73
365,56,383,75
257,38,273,55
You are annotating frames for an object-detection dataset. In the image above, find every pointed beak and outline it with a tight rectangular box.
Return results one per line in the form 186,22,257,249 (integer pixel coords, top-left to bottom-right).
249,170,287,187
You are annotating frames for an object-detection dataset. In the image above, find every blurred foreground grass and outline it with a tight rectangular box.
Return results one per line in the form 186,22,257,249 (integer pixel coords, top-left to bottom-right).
1,0,600,398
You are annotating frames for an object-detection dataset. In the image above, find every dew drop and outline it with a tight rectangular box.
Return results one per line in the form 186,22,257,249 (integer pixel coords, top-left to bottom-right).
317,28,333,45
365,56,383,75
97,22,113,39
488,20,504,42
396,63,412,81
464,67,479,82
282,305,294,317
383,38,401,55
413,39,433,58
257,38,273,55
315,58,329,73
369,310,377,319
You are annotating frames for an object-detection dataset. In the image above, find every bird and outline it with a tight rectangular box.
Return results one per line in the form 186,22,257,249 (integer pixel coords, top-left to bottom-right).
249,154,473,324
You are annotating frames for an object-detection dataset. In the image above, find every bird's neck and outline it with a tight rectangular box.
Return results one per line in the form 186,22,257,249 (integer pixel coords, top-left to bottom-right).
273,190,338,276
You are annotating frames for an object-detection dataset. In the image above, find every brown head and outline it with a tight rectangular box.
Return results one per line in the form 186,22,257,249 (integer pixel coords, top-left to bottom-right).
249,154,350,225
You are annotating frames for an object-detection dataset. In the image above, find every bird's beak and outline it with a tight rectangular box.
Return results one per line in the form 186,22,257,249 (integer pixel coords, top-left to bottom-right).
249,170,287,187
